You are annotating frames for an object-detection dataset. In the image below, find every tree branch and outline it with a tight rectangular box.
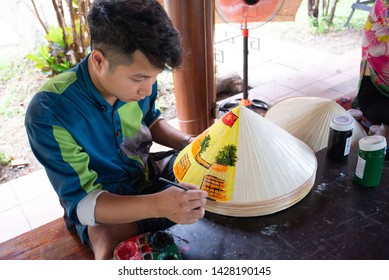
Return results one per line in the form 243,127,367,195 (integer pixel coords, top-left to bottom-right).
52,0,68,50
327,0,339,23
30,0,49,34
66,0,80,61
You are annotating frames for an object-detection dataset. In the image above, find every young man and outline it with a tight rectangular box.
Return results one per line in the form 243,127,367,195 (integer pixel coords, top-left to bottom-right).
25,0,208,259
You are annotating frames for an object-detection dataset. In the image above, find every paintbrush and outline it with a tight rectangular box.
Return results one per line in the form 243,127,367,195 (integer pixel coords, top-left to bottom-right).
159,177,215,201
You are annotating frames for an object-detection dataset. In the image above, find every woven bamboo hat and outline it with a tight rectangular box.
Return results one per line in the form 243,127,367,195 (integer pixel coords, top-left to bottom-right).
265,97,367,152
173,105,317,217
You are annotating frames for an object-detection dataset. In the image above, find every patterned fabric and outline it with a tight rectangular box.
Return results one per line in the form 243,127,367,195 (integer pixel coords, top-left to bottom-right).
25,55,161,243
361,0,389,97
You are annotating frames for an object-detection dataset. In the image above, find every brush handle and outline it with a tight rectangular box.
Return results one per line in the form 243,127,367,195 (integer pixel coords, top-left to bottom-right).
158,177,215,201
159,177,189,191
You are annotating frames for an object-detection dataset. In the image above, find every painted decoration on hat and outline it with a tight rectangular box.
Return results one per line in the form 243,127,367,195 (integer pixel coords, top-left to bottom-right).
173,105,317,217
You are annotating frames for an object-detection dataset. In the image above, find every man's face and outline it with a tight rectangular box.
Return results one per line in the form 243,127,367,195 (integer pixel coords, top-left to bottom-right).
92,50,162,104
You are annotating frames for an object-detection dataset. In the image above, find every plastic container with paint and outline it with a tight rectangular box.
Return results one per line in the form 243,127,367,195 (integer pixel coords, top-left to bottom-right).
327,115,354,162
354,135,387,187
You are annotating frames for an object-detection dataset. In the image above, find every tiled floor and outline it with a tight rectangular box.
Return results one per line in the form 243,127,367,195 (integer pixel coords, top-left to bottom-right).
0,170,63,242
0,23,361,244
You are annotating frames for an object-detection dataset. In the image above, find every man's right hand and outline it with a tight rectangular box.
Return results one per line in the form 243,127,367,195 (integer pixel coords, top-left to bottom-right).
156,183,208,224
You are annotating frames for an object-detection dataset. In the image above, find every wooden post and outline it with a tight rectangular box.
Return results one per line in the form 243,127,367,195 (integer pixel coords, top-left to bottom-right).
164,0,216,135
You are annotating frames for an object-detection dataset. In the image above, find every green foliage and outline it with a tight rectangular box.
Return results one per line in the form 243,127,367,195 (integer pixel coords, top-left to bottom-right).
45,25,71,47
215,144,237,166
307,0,368,34
0,58,40,119
0,150,10,166
199,134,211,156
26,26,76,76
27,0,91,77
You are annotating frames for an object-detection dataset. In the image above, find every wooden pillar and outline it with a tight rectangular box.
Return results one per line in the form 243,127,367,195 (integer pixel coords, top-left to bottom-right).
164,0,216,135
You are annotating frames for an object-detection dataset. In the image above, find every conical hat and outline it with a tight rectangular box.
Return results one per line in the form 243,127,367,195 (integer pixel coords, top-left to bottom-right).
173,105,317,217
265,97,367,152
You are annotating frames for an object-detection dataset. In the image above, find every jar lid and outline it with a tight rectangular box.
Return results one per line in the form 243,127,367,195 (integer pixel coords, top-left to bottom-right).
347,109,363,119
330,115,354,131
368,125,381,135
359,135,387,151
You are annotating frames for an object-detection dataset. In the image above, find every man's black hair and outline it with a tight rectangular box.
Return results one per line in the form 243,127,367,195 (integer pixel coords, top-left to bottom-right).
87,0,183,70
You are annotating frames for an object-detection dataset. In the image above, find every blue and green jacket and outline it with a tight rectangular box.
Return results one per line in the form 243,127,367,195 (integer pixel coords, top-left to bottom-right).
25,55,161,243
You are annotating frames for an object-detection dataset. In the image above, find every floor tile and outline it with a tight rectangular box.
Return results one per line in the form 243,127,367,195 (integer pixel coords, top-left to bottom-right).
249,37,304,60
309,88,347,101
276,74,318,91
301,67,338,82
272,91,309,103
249,82,295,102
0,182,19,212
322,72,356,86
330,78,359,96
20,192,63,230
299,81,333,95
272,48,335,71
316,54,359,76
11,169,53,204
0,207,31,243
247,61,299,88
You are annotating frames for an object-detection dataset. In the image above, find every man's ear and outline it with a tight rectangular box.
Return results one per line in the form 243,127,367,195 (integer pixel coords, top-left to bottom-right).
90,49,108,72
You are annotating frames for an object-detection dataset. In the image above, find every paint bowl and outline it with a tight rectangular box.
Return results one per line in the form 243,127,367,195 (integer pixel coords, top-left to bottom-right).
156,251,182,260
113,240,142,260
113,231,182,260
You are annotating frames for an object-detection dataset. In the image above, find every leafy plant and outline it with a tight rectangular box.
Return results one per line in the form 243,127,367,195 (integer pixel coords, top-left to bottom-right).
199,134,211,157
215,144,237,166
26,26,75,76
27,0,91,76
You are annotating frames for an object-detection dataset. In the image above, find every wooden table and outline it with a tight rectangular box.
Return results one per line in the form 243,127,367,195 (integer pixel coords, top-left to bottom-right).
168,147,389,259
1,146,387,260
0,217,94,260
